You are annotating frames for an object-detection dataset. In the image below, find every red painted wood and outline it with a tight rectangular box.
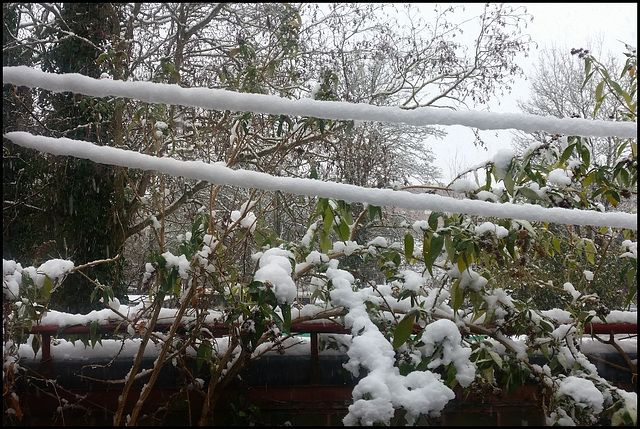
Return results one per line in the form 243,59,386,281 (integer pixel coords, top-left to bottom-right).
28,321,637,361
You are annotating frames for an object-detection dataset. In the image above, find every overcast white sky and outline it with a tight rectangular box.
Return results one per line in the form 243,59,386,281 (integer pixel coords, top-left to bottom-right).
422,2,638,183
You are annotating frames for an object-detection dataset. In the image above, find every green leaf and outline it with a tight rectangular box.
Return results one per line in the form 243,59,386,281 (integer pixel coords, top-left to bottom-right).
517,186,542,201
196,340,212,372
556,352,568,371
457,254,468,274
42,276,53,301
582,171,595,188
316,198,329,217
404,233,414,261
31,334,41,356
451,279,463,312
90,320,101,348
581,145,591,168
368,205,382,221
604,189,620,207
444,236,455,262
339,201,353,224
281,303,291,335
582,58,592,89
428,211,440,230
616,166,630,187
595,80,605,101
430,234,444,269
319,231,331,254
488,350,503,369
335,218,350,241
608,79,625,98
482,367,494,384
515,219,538,239
585,240,596,265
393,313,415,350
423,232,433,275
503,172,515,195
471,309,486,323
540,343,550,360
323,206,334,235
560,143,576,165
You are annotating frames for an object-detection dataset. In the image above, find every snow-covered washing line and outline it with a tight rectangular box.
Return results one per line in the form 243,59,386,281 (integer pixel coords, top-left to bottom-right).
2,66,637,138
4,132,637,230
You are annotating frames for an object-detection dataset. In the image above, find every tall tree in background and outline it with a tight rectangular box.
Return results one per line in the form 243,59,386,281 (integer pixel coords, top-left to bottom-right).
4,3,128,311
516,43,623,165
3,3,534,303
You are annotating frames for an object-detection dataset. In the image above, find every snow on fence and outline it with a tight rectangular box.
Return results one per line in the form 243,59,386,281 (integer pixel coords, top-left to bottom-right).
27,319,638,362
2,67,637,230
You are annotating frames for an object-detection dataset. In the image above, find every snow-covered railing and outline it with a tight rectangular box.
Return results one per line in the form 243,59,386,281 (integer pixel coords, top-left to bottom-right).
27,319,637,361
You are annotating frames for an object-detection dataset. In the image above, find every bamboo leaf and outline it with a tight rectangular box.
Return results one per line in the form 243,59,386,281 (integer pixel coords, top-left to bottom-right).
404,233,414,261
393,313,415,350
604,189,620,207
451,279,464,312
517,186,541,201
430,234,444,268
595,80,605,101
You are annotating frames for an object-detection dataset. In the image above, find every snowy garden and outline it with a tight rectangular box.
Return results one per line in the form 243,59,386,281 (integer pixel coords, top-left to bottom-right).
2,3,637,426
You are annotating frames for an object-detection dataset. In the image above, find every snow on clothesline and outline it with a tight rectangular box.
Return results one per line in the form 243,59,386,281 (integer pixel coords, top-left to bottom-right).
3,66,637,138
4,131,637,230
